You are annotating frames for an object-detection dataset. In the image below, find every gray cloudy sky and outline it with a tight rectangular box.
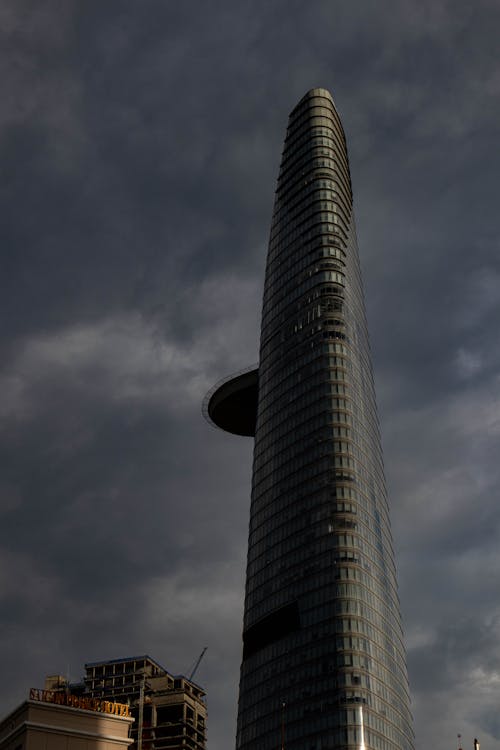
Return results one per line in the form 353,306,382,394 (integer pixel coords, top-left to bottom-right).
1,1,500,748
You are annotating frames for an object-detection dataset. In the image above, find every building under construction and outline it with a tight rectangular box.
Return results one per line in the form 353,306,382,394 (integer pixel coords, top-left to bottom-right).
58,655,206,750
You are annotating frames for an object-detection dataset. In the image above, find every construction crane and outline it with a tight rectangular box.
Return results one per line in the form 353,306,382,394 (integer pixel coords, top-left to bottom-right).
188,647,207,682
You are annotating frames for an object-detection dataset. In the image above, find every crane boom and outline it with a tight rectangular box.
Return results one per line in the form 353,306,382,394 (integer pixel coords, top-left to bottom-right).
188,647,207,681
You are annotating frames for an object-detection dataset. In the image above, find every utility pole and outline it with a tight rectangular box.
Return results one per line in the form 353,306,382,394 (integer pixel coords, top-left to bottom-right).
137,672,146,750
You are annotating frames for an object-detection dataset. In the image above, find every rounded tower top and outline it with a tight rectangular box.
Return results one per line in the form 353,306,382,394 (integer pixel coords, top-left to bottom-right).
294,87,337,110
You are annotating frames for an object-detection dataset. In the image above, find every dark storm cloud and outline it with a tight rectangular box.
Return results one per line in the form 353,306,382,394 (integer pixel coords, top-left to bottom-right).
1,1,500,748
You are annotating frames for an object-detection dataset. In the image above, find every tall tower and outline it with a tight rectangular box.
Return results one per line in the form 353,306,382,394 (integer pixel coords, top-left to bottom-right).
205,89,414,750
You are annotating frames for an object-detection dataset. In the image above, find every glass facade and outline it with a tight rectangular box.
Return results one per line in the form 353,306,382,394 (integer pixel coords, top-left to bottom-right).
206,89,414,750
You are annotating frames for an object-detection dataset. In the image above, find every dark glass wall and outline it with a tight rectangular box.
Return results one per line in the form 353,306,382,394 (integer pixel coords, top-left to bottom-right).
234,89,414,750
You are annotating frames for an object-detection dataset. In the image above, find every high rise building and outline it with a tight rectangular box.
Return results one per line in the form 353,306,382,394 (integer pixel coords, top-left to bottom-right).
205,89,414,750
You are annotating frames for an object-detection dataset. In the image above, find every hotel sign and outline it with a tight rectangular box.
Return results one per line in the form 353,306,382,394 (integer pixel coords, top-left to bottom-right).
29,688,131,717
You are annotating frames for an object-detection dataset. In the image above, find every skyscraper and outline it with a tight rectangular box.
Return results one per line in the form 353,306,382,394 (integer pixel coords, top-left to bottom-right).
205,89,414,750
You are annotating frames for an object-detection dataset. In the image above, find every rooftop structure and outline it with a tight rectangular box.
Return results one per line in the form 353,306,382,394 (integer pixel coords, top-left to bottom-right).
206,89,414,750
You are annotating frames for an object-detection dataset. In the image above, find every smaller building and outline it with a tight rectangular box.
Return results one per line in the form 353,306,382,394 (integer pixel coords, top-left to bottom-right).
0,690,133,750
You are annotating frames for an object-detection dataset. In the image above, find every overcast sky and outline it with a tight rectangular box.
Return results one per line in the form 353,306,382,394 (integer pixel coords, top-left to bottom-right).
1,1,500,748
